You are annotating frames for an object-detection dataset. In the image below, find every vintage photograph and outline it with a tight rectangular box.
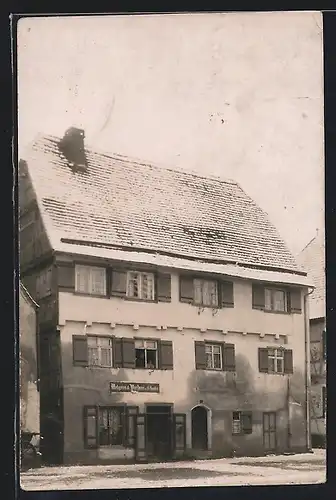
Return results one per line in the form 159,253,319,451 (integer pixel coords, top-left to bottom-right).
17,11,326,490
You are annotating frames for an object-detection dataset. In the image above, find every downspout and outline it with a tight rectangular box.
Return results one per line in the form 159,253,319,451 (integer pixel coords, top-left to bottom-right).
303,286,315,452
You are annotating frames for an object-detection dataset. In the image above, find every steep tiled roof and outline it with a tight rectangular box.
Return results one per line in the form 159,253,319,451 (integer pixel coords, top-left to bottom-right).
21,133,303,275
298,232,325,319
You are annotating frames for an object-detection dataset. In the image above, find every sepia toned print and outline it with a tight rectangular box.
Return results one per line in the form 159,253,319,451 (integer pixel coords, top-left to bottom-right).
17,11,325,489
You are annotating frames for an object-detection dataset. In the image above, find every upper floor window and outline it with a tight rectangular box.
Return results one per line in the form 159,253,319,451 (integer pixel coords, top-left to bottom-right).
252,283,301,314
180,276,234,308
258,347,293,374
135,339,158,369
205,343,222,370
194,279,218,307
265,288,288,313
195,341,235,371
87,336,113,367
127,271,155,300
75,265,106,296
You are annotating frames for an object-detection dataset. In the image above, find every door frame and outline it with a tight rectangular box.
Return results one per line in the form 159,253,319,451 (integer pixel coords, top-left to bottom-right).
190,404,212,451
263,411,277,452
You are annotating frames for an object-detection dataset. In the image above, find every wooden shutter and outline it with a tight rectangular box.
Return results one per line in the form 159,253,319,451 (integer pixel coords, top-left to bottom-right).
258,347,269,373
57,263,75,291
113,337,123,368
322,386,326,418
241,411,253,434
157,273,171,302
252,283,265,310
180,276,194,303
221,281,234,308
195,341,206,370
322,329,326,360
125,406,139,448
289,288,302,313
284,349,293,374
83,406,98,449
122,338,136,368
111,270,127,297
222,343,236,371
73,335,88,366
159,340,174,370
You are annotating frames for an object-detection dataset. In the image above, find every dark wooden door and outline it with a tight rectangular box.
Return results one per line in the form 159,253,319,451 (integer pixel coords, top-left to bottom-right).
191,406,208,450
263,412,277,452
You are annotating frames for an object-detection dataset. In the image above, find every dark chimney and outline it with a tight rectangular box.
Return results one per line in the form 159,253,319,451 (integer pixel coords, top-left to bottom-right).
58,127,88,172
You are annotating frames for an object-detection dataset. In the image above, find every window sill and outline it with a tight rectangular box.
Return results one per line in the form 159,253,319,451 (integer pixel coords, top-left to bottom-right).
261,371,289,376
193,304,220,309
87,365,113,369
264,310,291,315
73,291,107,299
124,297,157,303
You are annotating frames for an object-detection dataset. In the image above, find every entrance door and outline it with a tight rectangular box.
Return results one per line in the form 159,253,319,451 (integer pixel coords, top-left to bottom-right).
191,406,208,450
146,405,172,460
263,412,277,452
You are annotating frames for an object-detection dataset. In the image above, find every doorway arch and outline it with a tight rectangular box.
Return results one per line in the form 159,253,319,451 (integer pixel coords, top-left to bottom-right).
191,405,210,450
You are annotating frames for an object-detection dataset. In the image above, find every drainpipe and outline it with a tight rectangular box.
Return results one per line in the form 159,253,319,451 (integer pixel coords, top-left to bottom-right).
303,286,315,452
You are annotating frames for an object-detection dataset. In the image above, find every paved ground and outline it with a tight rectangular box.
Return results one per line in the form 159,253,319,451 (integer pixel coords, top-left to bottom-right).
21,449,326,491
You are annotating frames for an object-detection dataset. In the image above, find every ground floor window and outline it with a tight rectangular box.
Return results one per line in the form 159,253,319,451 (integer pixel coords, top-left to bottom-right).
84,405,138,449
232,411,253,435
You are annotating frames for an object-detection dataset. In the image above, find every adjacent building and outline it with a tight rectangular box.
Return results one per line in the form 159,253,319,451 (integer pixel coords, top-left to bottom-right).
298,232,326,448
19,281,39,437
19,127,312,465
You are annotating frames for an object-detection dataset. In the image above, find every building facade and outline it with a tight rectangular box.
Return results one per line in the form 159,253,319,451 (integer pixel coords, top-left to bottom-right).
19,127,311,465
19,282,39,436
299,233,326,448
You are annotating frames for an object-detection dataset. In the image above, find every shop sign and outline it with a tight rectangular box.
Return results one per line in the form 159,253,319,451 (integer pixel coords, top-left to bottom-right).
110,381,160,393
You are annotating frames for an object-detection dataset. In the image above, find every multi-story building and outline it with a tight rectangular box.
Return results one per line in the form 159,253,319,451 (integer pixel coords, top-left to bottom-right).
298,232,326,448
19,127,312,465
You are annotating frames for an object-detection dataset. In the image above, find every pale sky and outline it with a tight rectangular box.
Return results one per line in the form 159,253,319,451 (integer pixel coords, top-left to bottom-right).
17,11,324,255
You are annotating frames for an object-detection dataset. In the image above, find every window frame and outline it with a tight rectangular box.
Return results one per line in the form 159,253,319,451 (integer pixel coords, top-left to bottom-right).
135,338,159,369
264,287,289,313
87,335,113,368
126,271,156,301
205,342,223,371
75,264,107,296
193,278,219,308
98,406,125,446
232,411,253,436
267,348,285,374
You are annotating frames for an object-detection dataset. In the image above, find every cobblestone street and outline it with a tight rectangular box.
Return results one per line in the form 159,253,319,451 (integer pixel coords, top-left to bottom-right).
21,449,326,491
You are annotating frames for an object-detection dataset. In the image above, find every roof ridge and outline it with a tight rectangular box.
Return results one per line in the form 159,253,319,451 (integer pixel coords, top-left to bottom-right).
37,133,238,187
